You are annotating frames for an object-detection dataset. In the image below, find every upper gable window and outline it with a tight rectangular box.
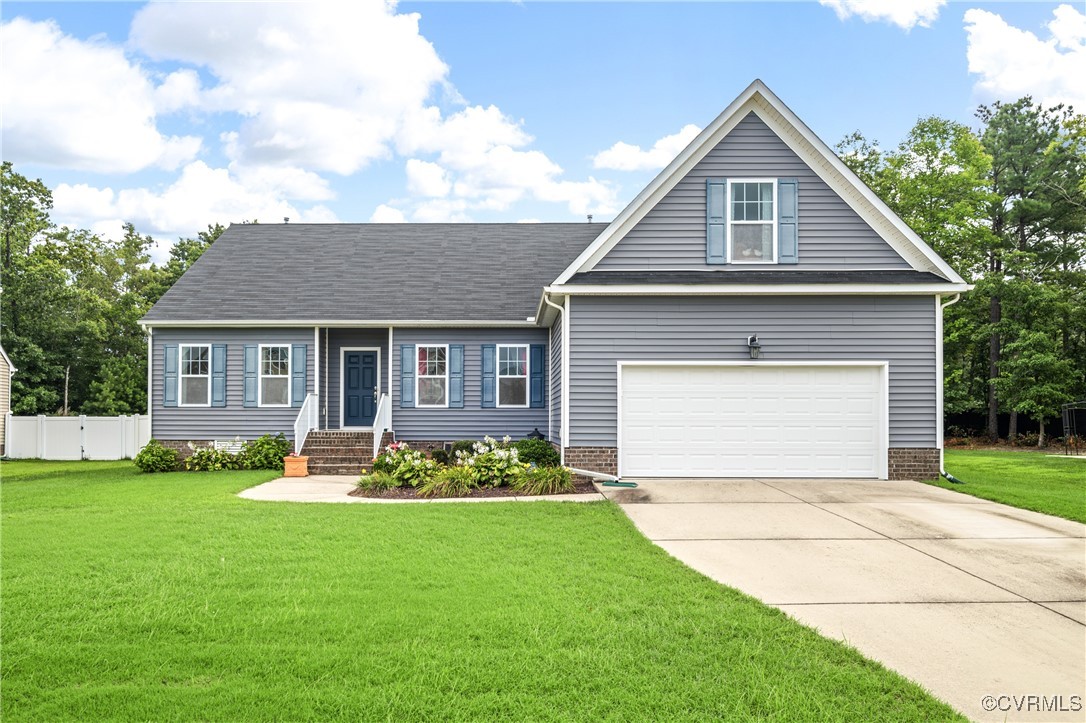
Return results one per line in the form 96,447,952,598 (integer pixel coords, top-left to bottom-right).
707,178,797,266
729,180,776,263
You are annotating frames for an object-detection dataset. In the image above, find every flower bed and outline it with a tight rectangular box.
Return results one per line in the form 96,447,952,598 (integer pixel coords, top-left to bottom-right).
352,437,584,499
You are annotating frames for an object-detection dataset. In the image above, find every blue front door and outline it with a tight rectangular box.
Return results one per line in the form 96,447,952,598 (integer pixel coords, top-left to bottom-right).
344,351,377,427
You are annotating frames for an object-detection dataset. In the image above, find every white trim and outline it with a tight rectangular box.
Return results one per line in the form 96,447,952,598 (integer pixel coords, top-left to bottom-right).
141,319,539,329
552,80,965,285
495,343,530,408
339,346,381,430
937,293,962,472
145,328,152,425
566,266,919,273
546,283,972,296
0,344,17,374
257,343,292,408
415,343,449,409
725,178,778,264
313,327,320,425
615,360,890,480
178,343,212,407
387,326,394,422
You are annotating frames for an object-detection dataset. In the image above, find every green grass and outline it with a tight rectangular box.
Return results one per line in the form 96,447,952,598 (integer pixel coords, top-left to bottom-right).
1,459,961,721
930,449,1086,523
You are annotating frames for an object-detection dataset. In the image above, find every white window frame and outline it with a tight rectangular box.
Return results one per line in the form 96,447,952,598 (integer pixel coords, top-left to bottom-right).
496,344,529,409
415,344,449,409
179,343,211,408
258,344,292,408
726,178,778,265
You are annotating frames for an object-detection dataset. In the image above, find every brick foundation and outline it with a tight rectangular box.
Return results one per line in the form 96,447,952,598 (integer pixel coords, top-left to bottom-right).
887,448,941,480
563,447,618,478
158,440,215,459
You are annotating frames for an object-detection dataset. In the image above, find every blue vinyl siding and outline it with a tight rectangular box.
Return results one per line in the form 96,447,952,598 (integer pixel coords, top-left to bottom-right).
391,328,549,442
151,328,314,440
596,112,910,271
568,295,937,448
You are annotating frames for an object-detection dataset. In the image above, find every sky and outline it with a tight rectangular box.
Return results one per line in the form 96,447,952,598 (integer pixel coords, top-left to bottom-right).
2,0,1083,261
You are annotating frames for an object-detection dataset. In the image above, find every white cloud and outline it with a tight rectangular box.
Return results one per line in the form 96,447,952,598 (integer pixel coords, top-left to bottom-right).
592,124,701,171
369,204,406,223
405,159,451,197
820,0,945,30
52,162,339,252
0,17,202,173
129,1,449,175
964,5,1086,110
154,69,202,114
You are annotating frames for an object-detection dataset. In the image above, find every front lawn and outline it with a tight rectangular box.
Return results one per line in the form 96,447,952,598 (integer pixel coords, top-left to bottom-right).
1,460,960,721
930,449,1086,524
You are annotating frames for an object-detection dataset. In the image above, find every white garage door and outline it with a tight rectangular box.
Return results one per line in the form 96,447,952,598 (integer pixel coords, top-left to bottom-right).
619,364,885,478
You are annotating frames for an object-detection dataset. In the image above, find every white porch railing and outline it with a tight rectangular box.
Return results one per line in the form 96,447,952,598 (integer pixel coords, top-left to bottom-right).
293,393,319,455
372,393,391,459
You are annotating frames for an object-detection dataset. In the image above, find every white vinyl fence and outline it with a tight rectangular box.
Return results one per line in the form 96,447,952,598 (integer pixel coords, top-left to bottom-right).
4,414,150,460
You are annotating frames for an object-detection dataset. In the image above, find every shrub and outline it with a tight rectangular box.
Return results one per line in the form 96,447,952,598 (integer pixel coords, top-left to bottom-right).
455,435,528,487
185,445,244,472
512,466,574,496
356,470,399,492
417,465,477,498
133,439,179,473
430,448,450,466
451,439,476,456
512,438,560,467
376,442,439,487
241,433,291,470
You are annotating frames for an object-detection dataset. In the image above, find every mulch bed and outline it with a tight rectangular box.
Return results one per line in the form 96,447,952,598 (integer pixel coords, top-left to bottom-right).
348,479,597,500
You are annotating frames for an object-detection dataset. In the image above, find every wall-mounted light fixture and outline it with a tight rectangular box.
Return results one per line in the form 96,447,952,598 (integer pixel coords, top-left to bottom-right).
747,334,762,360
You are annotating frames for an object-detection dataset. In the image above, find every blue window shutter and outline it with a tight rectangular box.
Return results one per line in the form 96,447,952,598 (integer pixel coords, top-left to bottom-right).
243,345,258,408
778,178,799,264
449,345,464,409
481,344,496,408
529,344,545,408
706,179,727,265
211,344,227,407
291,344,307,408
163,345,178,407
400,345,415,408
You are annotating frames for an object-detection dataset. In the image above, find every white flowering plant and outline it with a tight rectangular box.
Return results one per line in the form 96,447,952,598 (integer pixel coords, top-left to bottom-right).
373,442,438,487
454,435,529,487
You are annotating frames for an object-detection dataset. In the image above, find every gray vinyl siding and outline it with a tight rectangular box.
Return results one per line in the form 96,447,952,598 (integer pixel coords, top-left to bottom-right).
596,112,910,271
568,296,936,448
391,329,550,442
151,328,314,440
318,328,389,430
549,315,563,446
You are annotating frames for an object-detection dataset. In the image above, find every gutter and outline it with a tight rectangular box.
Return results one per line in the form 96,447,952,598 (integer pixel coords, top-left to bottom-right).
939,293,964,483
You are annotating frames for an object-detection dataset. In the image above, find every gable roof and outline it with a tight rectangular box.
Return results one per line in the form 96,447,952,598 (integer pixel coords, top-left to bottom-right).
552,79,966,285
142,223,603,326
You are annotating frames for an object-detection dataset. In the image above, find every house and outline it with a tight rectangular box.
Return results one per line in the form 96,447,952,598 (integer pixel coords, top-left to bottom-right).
0,343,16,457
139,80,970,480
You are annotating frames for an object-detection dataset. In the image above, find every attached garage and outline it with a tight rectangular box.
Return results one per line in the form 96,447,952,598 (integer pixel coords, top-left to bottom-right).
618,362,887,479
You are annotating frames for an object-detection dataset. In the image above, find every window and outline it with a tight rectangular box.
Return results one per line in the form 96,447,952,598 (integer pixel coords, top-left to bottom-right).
416,345,448,407
728,179,776,263
497,345,528,407
260,345,290,406
180,344,211,406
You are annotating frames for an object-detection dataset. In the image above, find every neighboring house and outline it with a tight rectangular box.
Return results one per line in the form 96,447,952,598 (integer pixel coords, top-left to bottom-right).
140,80,970,480
0,343,16,456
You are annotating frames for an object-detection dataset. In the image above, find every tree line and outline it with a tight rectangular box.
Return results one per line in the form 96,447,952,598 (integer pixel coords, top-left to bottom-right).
1,161,221,416
2,95,1084,442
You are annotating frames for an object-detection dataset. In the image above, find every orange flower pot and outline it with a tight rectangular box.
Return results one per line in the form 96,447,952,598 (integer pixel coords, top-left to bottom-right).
284,455,309,477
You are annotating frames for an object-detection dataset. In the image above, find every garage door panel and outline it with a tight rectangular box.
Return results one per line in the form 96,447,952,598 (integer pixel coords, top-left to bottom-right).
620,365,884,478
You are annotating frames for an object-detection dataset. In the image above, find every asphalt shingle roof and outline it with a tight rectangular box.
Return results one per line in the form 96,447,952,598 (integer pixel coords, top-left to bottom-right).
142,223,603,323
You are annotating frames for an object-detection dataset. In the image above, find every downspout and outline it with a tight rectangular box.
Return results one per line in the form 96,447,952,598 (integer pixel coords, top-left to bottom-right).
939,294,964,483
542,294,565,466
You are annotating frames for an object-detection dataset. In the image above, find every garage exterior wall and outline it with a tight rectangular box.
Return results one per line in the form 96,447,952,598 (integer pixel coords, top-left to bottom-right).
567,295,936,449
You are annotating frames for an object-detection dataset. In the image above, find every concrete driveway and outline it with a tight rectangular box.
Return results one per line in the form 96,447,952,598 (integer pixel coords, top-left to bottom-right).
603,478,1086,722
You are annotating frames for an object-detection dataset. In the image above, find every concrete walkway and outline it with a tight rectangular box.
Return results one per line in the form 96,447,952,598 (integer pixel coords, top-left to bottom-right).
238,475,606,503
601,478,1086,723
